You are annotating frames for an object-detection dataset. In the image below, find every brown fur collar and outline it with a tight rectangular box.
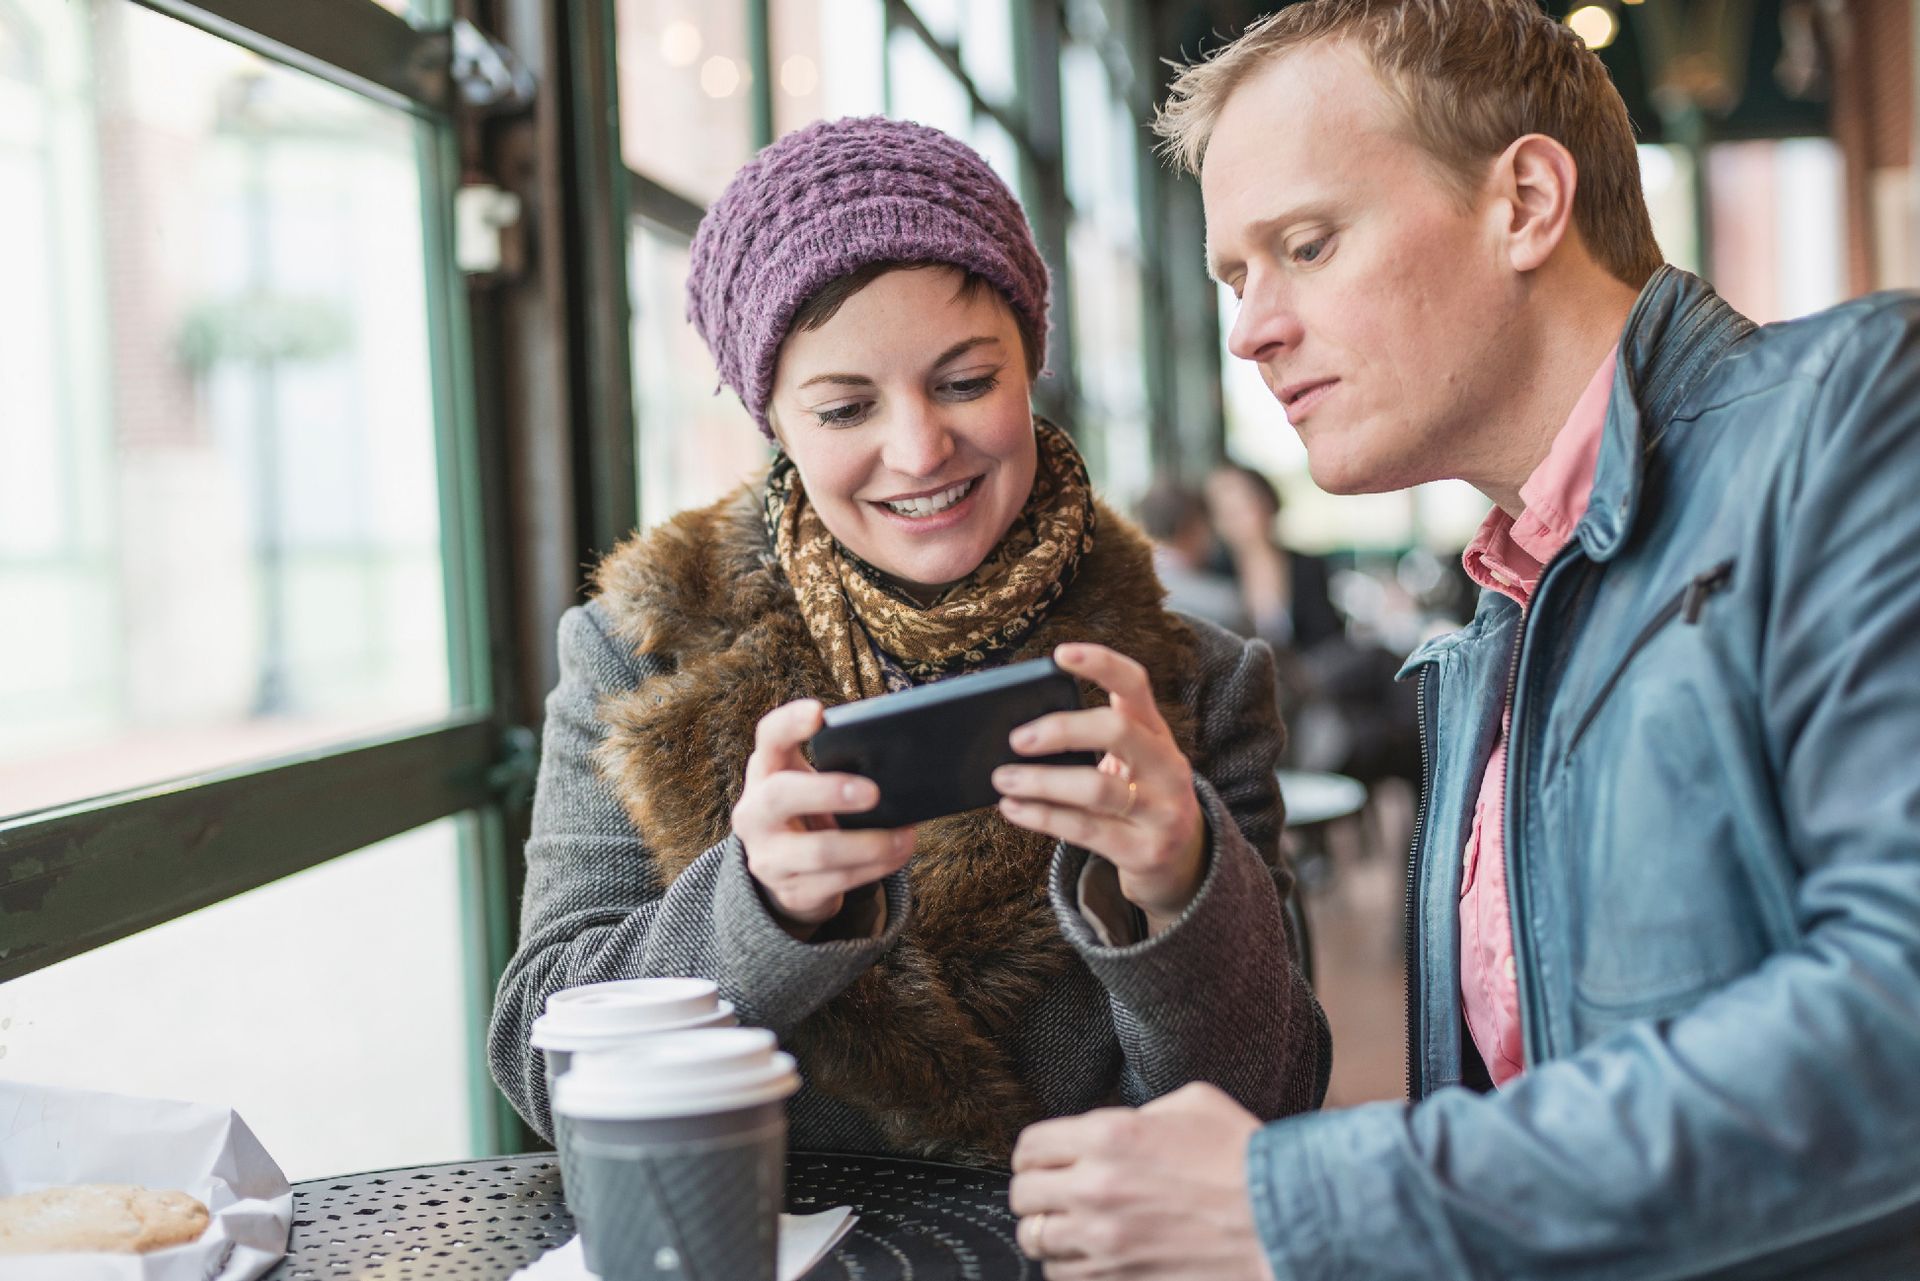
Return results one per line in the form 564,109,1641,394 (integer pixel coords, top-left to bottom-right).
589,482,1198,1163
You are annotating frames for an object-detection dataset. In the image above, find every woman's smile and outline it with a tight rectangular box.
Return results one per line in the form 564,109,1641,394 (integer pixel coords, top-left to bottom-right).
772,266,1039,593
873,475,981,519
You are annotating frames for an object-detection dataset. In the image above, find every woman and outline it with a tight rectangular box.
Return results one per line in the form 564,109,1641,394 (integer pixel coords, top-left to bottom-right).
489,117,1328,1166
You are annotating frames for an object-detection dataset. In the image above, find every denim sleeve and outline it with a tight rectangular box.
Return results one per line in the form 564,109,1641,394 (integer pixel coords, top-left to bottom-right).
1243,298,1920,1280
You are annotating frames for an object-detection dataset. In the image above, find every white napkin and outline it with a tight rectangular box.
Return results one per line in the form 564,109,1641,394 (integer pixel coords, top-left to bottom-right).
0,1081,292,1281
512,1208,857,1281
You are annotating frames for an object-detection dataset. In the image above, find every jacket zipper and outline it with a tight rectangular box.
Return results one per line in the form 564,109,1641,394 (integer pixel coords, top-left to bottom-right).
1563,559,1734,753
1403,665,1434,1101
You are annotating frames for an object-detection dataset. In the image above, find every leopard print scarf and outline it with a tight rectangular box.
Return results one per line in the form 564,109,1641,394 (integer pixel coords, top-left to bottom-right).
763,417,1096,701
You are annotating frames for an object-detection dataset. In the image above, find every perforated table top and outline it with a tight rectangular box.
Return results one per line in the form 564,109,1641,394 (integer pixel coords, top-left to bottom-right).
265,1149,1030,1280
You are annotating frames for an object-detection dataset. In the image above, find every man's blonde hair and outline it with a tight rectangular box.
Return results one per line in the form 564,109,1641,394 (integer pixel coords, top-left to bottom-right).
1155,0,1665,287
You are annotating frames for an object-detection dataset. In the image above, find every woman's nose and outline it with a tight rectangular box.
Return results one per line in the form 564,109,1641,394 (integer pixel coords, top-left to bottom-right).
881,400,958,477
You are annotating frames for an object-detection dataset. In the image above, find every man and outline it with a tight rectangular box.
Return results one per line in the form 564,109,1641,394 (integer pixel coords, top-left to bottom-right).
1008,0,1920,1276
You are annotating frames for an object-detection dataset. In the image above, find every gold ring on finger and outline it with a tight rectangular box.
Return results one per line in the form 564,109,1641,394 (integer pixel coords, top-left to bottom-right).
1026,1211,1049,1258
1119,777,1138,819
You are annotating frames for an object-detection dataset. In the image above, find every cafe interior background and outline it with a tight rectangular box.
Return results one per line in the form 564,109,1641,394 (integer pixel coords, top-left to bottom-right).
0,0,1913,1182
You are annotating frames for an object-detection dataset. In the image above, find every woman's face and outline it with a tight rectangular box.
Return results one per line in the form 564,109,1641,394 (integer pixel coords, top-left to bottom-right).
769,267,1037,595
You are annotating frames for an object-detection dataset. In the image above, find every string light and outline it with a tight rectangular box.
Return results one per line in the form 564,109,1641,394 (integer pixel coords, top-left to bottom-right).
780,55,819,97
700,55,740,98
660,20,702,68
1567,5,1619,48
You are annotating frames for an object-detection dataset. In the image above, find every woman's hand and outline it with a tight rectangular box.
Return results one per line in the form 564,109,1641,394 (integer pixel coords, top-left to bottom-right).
992,644,1207,931
732,698,916,938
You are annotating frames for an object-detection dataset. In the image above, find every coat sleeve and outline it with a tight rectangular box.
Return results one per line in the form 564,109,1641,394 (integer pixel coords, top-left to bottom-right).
1049,622,1332,1121
1242,298,1920,1279
487,603,909,1141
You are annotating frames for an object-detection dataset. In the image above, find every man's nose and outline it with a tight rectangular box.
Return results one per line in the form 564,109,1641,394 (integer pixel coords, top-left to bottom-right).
882,399,958,477
1226,273,1304,366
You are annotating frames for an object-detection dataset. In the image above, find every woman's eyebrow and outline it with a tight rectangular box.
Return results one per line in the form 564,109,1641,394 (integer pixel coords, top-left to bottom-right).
797,371,877,390
796,336,1004,391
931,335,1002,368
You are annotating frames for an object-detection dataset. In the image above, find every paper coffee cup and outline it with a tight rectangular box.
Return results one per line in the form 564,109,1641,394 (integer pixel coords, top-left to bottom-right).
554,1029,800,1281
545,976,722,1020
532,978,738,1212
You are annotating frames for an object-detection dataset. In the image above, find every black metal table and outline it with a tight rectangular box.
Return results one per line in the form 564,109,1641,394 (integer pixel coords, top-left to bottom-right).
265,1149,1029,1280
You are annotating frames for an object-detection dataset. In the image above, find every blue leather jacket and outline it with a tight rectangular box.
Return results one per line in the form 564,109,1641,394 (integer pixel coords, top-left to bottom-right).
1247,267,1920,1279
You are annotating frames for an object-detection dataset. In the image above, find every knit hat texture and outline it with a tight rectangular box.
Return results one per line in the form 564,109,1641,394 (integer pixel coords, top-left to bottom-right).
685,115,1051,438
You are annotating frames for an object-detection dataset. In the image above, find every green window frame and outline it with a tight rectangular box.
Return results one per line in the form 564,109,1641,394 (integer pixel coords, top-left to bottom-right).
0,0,552,1154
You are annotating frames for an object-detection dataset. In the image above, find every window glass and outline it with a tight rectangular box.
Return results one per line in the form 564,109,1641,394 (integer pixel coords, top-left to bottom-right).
1057,40,1148,499
631,227,771,527
1638,143,1699,274
616,0,754,201
771,0,886,136
966,111,1027,208
1060,41,1138,243
956,0,1015,108
0,817,475,1182
1707,138,1846,324
0,1,454,820
886,23,971,139
906,0,961,46
1067,222,1150,500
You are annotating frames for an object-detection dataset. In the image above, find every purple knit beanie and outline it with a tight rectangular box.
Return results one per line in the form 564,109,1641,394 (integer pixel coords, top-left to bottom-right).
685,116,1052,439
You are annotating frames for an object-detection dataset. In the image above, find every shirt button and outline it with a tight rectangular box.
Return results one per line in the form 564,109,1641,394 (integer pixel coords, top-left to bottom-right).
1504,956,1517,981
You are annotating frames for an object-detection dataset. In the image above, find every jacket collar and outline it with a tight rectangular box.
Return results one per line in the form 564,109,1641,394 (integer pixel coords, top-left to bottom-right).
1401,267,1755,677
1577,266,1757,562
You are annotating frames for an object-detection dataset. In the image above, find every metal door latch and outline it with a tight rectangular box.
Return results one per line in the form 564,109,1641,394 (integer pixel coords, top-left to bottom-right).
450,18,535,114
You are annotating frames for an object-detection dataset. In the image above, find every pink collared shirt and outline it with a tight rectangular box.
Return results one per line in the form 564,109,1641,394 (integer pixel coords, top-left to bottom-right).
1456,346,1617,1087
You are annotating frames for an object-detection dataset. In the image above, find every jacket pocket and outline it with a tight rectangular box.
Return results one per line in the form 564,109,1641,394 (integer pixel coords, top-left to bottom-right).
1562,559,1734,756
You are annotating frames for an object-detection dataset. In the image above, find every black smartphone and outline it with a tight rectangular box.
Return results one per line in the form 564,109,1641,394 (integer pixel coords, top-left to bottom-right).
808,656,1099,829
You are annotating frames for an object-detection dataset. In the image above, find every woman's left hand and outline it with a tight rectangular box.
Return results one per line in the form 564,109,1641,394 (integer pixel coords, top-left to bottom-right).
992,642,1207,930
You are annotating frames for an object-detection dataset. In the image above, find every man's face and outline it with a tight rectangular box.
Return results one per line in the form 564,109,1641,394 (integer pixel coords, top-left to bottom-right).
1203,42,1521,495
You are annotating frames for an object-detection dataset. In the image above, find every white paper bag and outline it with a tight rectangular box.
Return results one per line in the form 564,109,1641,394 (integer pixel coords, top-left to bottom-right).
0,1081,291,1281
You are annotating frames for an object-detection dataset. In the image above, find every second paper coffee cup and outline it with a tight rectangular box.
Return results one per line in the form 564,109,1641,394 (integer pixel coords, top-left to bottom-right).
531,976,738,1209
554,1028,801,1281
533,977,738,1101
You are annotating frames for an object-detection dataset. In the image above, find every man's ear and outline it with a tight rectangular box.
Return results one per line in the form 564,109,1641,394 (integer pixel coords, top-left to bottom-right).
1494,133,1579,274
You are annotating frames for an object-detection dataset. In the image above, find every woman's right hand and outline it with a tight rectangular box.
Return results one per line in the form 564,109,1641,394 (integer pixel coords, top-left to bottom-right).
731,698,916,936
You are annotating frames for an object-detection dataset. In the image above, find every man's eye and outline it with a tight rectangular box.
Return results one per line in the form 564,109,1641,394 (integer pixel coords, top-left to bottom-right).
1292,236,1330,265
814,402,869,427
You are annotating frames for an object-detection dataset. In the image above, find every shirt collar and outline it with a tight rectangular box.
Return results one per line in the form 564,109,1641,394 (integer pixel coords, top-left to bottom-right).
1462,345,1619,607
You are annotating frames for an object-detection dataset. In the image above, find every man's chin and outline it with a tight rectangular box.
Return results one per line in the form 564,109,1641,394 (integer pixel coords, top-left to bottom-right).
1304,452,1402,497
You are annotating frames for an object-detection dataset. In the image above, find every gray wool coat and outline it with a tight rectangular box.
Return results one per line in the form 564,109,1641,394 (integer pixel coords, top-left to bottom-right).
488,503,1330,1164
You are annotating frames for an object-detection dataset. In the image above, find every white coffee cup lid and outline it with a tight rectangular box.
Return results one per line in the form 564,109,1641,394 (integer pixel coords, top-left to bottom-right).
531,999,736,1051
554,1028,801,1119
544,977,719,1020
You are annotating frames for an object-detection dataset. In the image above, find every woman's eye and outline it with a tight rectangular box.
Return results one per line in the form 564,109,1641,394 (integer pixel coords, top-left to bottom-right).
942,373,1000,399
1292,235,1330,265
813,402,869,427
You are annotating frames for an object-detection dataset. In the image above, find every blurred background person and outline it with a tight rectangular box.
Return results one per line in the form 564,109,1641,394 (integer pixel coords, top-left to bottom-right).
1203,463,1341,654
1136,479,1249,633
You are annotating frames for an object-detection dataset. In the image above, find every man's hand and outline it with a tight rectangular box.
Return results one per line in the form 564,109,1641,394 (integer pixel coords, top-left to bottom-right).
1008,1083,1276,1280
